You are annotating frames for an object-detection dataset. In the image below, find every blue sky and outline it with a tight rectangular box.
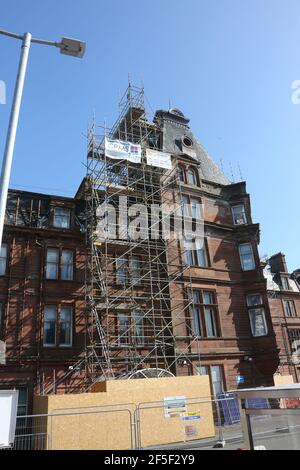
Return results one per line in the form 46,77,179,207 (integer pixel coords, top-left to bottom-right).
0,0,299,270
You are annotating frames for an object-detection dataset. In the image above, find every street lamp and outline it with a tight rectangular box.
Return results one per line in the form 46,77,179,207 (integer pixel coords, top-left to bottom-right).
0,30,86,249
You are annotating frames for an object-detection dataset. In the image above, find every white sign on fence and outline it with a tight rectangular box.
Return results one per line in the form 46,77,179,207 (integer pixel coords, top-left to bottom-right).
0,390,19,448
164,396,187,418
146,149,172,169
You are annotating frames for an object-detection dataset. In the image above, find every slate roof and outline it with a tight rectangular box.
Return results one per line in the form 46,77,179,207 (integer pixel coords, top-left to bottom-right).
154,109,230,186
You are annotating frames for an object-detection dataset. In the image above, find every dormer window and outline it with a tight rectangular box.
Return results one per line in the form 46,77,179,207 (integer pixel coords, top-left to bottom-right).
53,208,71,229
281,276,290,291
232,205,247,225
187,167,198,186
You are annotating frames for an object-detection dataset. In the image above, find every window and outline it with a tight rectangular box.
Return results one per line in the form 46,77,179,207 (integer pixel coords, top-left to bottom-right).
0,303,3,338
281,276,290,291
130,256,141,286
197,365,224,397
17,388,28,417
61,250,73,281
288,329,300,352
232,205,247,225
53,207,71,229
180,195,189,217
239,243,255,271
283,300,297,317
190,198,201,219
132,309,143,345
190,290,219,338
46,248,74,281
116,255,142,286
184,239,208,267
59,306,72,346
116,256,128,285
181,195,201,219
118,313,129,344
44,306,57,346
44,305,73,347
178,165,185,183
187,167,198,186
118,311,144,346
0,244,7,276
246,294,268,337
182,136,194,148
46,248,59,280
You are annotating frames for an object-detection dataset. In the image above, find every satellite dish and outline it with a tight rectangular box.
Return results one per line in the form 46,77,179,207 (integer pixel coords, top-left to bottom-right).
127,368,175,379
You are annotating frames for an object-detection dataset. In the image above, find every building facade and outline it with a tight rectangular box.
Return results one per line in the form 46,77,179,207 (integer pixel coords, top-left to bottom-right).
264,252,300,382
0,190,86,414
0,90,280,413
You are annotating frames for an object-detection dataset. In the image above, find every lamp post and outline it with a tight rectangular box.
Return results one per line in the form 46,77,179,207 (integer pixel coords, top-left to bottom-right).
0,30,85,250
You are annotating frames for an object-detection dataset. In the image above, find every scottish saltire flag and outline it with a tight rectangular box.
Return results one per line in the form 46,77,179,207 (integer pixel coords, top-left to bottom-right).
104,137,141,163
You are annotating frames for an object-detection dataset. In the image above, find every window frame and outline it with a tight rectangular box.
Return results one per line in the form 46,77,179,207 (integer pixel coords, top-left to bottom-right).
197,364,225,397
132,309,144,346
118,313,130,345
288,329,300,353
239,242,256,271
232,204,247,225
183,238,209,268
0,243,8,276
130,255,142,287
189,289,220,338
43,304,73,348
61,249,74,281
180,194,202,219
59,305,73,347
43,305,58,347
0,302,3,339
283,299,297,318
177,165,186,183
45,247,75,282
186,166,198,186
116,255,128,285
16,387,28,417
246,293,268,337
53,207,71,229
281,276,291,291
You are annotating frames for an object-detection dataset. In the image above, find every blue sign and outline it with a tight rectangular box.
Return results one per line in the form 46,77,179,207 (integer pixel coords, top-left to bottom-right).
236,375,245,384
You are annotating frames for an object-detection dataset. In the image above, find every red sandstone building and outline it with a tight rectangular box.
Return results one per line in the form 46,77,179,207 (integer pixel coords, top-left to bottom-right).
0,89,280,414
264,252,300,382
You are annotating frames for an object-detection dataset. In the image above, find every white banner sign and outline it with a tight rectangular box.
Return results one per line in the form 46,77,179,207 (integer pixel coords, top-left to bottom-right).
146,149,172,169
104,137,141,163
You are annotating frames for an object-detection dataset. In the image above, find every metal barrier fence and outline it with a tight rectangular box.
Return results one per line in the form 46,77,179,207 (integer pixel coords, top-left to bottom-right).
8,406,134,450
135,395,242,449
5,396,243,450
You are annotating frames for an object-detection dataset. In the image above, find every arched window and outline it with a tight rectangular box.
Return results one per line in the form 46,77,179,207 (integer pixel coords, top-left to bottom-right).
187,167,198,186
178,165,185,183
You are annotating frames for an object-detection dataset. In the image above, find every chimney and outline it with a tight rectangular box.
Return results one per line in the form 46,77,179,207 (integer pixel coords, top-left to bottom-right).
269,252,288,273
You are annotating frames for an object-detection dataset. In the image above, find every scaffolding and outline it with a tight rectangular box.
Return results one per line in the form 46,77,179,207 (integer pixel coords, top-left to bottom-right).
83,84,203,386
